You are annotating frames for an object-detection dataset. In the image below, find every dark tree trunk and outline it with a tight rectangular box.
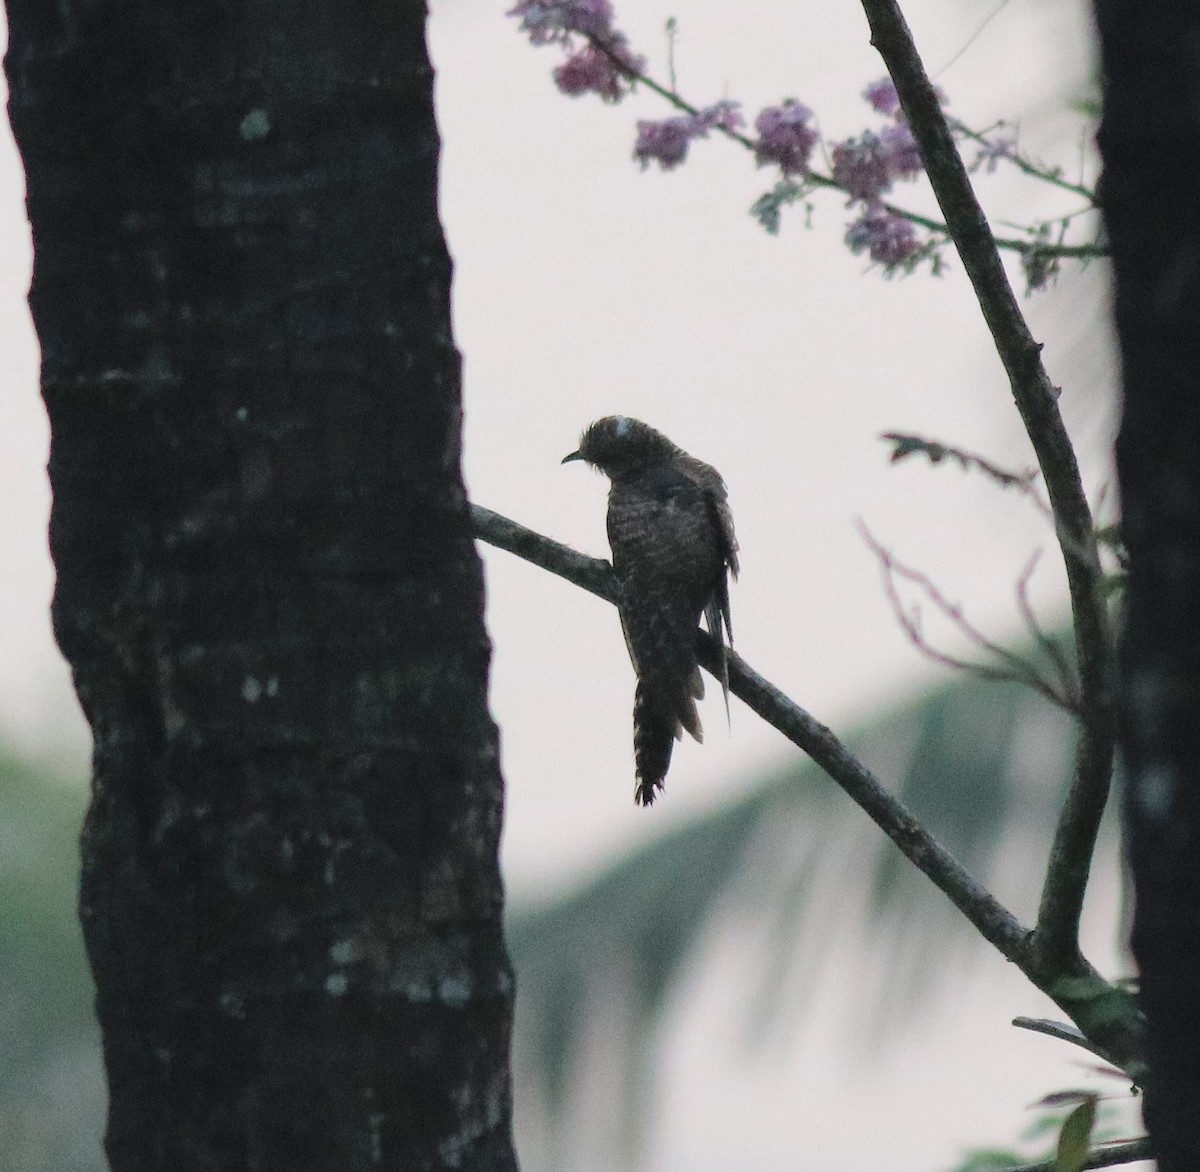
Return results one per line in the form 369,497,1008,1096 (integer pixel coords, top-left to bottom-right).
1096,4,1200,1168
4,2,517,1169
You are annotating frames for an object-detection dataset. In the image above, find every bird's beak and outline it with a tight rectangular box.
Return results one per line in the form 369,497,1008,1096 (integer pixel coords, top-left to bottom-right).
561,450,583,465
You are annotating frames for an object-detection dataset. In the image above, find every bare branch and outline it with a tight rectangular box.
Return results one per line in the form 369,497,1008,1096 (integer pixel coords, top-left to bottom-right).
858,0,1117,976
473,505,1025,947
858,520,1078,714
471,504,1146,1077
470,504,617,604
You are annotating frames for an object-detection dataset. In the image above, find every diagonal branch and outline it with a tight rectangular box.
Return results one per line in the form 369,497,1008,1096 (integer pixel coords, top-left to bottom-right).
858,0,1117,975
471,503,1146,1077
470,504,617,603
473,504,1019,944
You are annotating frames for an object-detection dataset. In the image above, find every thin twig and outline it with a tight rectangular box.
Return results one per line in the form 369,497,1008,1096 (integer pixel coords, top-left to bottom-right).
991,1137,1152,1172
664,17,678,96
858,520,1078,714
880,431,1057,525
471,504,1146,1077
881,431,1044,496
1015,551,1080,704
950,117,1099,204
858,0,1117,976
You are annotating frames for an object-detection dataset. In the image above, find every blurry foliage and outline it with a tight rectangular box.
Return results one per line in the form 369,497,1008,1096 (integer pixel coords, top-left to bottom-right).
510,651,1103,1147
0,753,103,1172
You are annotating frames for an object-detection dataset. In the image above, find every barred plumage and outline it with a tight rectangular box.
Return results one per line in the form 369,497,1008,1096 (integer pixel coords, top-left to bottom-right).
563,416,738,805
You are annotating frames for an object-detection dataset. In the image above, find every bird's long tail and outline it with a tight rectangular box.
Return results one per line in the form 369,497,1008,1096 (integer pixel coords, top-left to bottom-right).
633,672,703,806
633,681,677,806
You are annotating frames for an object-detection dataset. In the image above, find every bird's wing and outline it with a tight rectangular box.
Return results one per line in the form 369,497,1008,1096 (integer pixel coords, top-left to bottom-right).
675,454,737,715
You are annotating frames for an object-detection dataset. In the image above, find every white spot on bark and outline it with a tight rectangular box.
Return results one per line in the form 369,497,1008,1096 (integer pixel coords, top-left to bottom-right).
329,939,357,965
235,406,248,423
325,972,349,996
239,108,271,140
405,978,433,1003
242,676,263,703
367,1112,385,1163
1136,761,1177,824
219,991,247,1019
267,675,279,698
1129,669,1165,739
438,973,472,1008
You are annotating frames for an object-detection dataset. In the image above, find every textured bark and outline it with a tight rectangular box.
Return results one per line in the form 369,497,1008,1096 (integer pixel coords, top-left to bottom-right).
5,2,517,1169
1095,3,1200,1167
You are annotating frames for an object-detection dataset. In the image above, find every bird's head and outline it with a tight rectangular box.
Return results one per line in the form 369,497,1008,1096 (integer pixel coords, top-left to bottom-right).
562,416,680,480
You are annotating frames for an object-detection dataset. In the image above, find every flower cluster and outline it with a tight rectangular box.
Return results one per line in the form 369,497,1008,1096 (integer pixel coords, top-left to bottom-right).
831,80,931,203
510,0,645,102
508,0,615,45
830,124,923,200
844,203,921,267
635,101,743,170
832,78,940,268
509,7,969,275
863,77,902,117
753,101,819,177
553,44,631,101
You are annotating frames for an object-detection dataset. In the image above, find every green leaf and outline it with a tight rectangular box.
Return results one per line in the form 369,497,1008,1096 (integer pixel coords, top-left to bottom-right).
1053,1096,1097,1172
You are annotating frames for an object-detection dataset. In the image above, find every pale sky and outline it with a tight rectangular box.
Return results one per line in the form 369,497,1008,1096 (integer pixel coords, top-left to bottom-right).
0,2,1143,1169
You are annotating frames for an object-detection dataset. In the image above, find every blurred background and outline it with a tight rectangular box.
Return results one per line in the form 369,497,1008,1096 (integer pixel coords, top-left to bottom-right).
0,0,1146,1169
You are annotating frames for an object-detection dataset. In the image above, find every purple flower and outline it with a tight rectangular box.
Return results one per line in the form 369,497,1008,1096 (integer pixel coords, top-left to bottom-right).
863,78,901,117
634,116,697,169
832,125,924,199
845,202,921,266
862,75,948,118
879,123,923,180
554,43,639,101
753,101,819,177
508,0,615,44
633,103,741,170
831,132,891,200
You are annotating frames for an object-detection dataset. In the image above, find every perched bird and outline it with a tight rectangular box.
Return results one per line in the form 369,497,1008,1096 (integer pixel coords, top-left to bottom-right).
563,416,738,806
